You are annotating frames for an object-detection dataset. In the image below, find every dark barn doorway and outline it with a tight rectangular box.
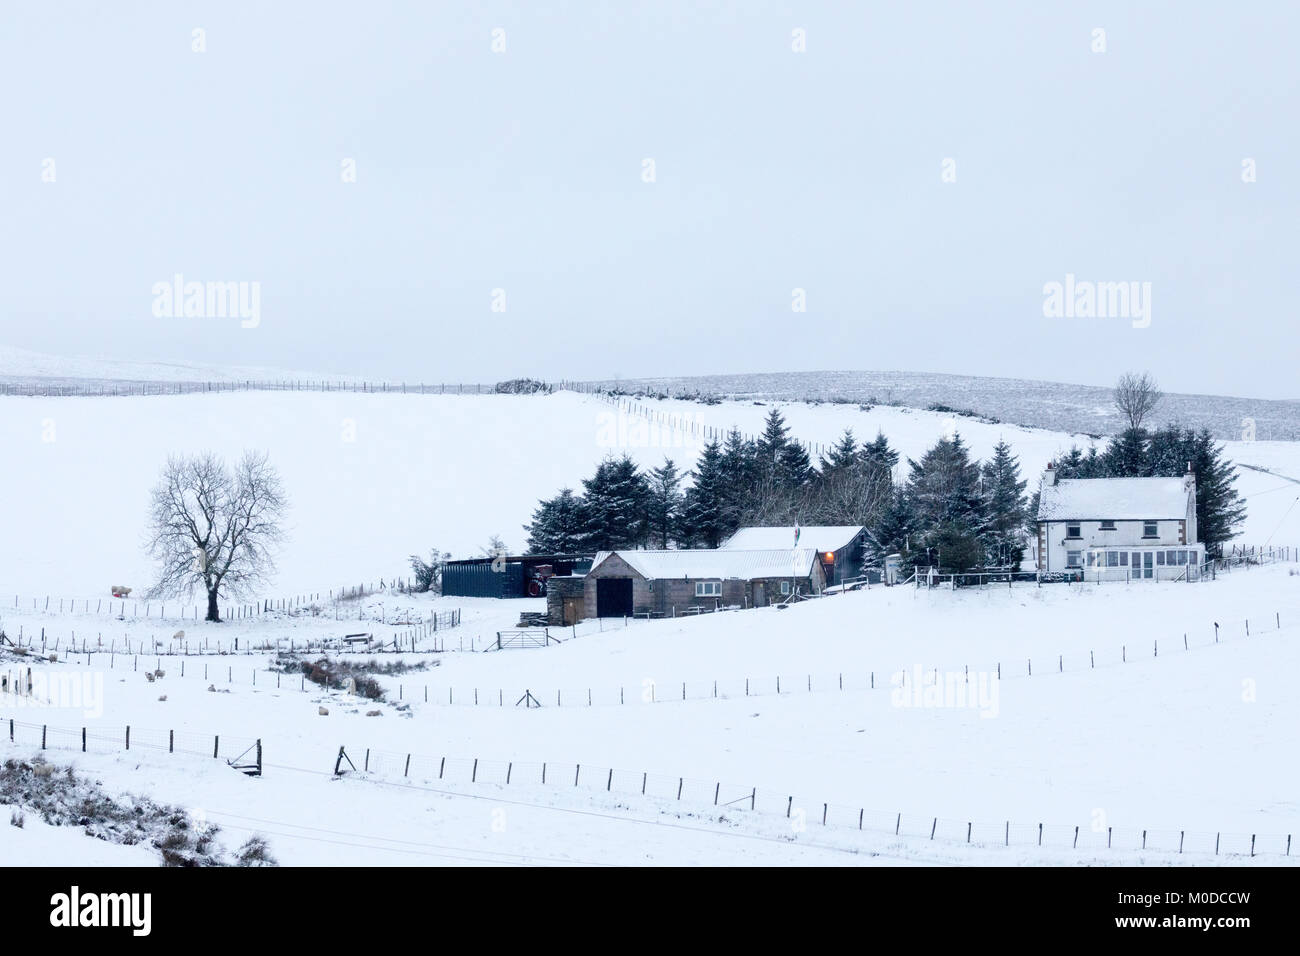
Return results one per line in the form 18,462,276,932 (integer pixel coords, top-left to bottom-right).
596,578,634,617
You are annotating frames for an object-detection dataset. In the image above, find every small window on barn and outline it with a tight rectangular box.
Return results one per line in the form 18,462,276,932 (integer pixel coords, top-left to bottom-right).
1066,522,1081,538
780,581,791,595
695,581,721,597
1099,520,1116,531
1143,520,1158,538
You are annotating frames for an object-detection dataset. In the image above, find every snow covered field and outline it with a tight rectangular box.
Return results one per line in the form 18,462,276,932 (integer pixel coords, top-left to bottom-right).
3,385,1298,866
2,564,1297,865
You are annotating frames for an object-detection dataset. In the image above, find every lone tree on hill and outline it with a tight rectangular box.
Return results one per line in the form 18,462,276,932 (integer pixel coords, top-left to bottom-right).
145,451,287,622
1114,371,1163,431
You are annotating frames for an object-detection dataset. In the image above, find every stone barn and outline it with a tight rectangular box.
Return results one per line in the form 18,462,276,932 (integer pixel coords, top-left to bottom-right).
550,548,825,623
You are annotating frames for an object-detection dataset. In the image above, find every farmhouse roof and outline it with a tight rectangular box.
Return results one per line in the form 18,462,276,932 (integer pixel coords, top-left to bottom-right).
720,526,864,553
1037,476,1191,521
590,548,821,580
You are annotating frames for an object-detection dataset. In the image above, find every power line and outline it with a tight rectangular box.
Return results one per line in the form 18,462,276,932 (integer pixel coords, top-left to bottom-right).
201,807,613,867
263,760,913,864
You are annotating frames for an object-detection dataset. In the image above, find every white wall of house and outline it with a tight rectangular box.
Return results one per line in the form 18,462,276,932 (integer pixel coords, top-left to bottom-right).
1041,518,1188,572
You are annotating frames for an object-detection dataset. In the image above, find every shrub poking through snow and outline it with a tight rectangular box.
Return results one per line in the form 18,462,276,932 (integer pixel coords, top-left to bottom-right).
277,655,391,701
236,836,277,866
0,758,276,866
493,378,550,395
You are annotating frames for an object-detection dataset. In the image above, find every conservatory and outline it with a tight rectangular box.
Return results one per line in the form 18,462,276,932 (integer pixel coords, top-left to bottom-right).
1080,544,1208,582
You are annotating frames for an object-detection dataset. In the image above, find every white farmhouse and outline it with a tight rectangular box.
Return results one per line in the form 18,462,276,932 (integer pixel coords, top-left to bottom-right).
1035,464,1205,581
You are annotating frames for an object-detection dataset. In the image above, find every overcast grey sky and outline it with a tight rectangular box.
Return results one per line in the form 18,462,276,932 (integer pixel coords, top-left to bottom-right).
1,1,1296,398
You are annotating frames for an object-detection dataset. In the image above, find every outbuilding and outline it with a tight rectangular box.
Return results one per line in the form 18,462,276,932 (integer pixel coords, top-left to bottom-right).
569,548,825,621
721,525,868,586
440,553,593,598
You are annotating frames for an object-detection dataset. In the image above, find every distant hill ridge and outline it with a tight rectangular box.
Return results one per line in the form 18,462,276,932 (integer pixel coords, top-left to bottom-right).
586,371,1300,442
3,347,1294,441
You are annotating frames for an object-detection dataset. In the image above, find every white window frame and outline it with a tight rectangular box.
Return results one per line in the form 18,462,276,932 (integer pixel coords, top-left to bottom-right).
1099,520,1116,531
1143,519,1158,538
1065,522,1082,538
695,581,721,598
1066,550,1082,568
780,580,791,595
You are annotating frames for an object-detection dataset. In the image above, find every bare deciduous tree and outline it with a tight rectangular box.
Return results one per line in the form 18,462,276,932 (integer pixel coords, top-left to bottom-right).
1114,371,1163,431
809,468,893,530
738,475,803,527
145,451,287,621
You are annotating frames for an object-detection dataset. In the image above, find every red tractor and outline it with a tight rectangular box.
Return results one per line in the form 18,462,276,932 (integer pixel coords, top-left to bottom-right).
525,564,555,597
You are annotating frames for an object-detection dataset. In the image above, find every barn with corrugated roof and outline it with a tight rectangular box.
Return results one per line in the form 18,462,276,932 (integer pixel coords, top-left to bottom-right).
721,525,868,586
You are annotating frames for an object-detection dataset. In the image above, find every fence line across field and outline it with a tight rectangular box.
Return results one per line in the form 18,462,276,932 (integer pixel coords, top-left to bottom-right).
0,379,501,398
368,607,1297,709
7,608,1288,711
3,616,471,660
334,741,1295,861
1,609,634,660
0,377,834,458
5,577,451,626
5,709,1284,860
2,715,260,772
0,612,634,674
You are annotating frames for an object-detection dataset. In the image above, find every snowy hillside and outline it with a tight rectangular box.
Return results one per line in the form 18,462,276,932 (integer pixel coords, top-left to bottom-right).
2,563,1297,865
0,389,1294,598
593,371,1300,442
0,345,355,389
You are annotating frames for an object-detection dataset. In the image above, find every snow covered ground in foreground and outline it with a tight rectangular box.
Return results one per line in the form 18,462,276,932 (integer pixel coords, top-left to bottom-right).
1,389,1295,596
4,813,159,866
2,566,1298,866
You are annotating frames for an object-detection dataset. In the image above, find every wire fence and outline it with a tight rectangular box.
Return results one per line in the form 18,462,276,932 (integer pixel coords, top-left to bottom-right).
0,375,837,459
3,577,452,628
577,387,833,460
364,606,1294,709
3,715,259,766
337,742,1295,860
0,379,500,398
911,546,1296,590
2,614,467,660
22,606,1280,709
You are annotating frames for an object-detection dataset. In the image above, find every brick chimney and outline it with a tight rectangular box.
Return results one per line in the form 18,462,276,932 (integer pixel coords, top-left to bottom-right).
1043,461,1057,488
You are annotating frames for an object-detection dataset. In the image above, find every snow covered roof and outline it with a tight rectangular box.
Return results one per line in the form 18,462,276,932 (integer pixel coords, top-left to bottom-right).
590,548,821,580
1038,476,1191,521
720,526,864,553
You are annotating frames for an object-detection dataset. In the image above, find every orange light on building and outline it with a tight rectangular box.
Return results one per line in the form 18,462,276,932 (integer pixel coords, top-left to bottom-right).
824,552,835,562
